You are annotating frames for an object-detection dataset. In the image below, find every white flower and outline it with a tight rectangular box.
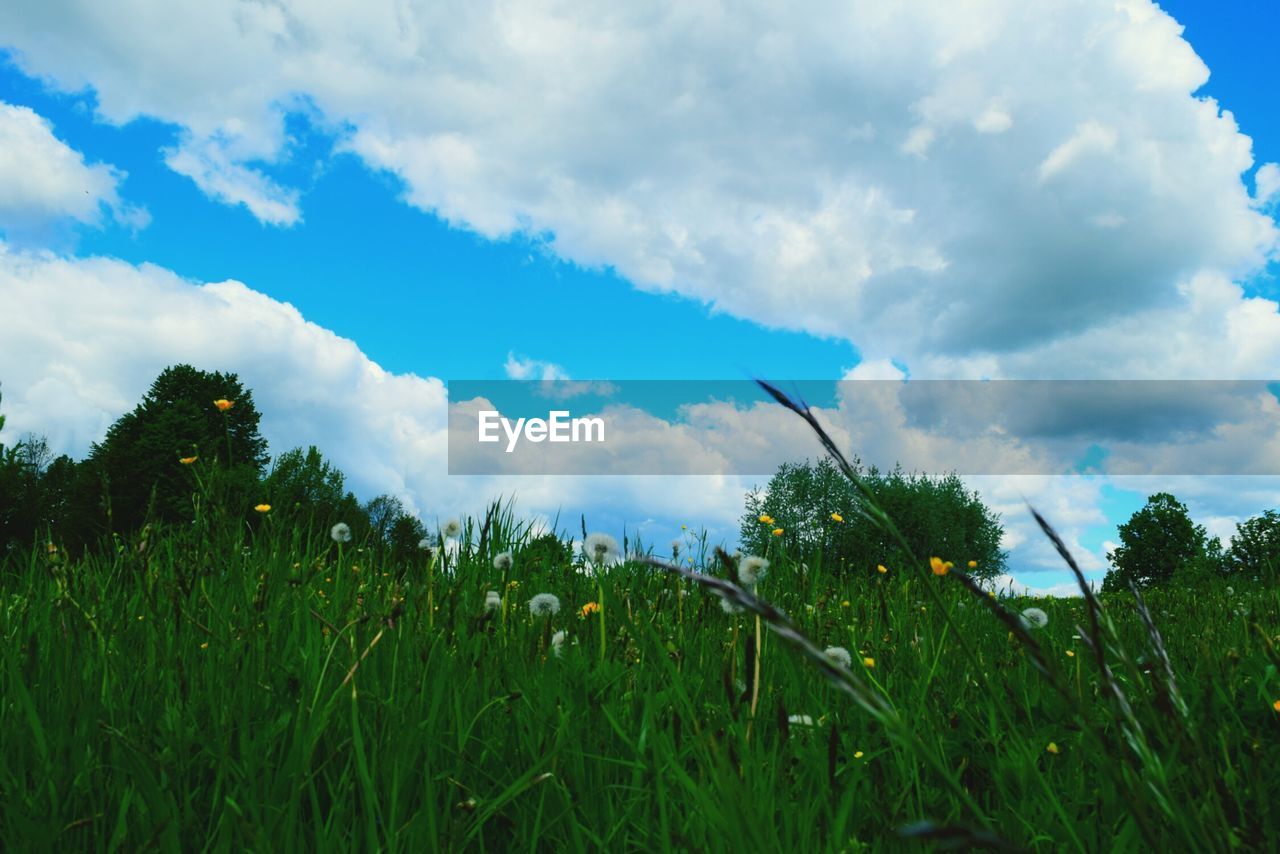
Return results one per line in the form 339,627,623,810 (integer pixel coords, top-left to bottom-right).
1226,586,1234,595
551,629,568,657
441,518,463,539
738,556,769,587
787,714,816,727
583,532,620,566
824,646,853,669
1020,607,1049,629
493,551,513,571
528,593,561,617
330,522,352,544
418,537,433,550
484,590,502,612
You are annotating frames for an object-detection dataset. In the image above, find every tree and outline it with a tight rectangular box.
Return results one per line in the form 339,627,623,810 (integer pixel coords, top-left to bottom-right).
84,365,269,532
1225,510,1280,582
741,458,1007,579
1104,493,1210,590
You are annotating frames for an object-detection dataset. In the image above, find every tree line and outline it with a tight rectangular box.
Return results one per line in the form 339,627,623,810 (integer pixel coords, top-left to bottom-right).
0,364,428,562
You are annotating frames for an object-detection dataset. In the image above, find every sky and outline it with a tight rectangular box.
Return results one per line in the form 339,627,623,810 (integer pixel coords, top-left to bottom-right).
1,0,1278,595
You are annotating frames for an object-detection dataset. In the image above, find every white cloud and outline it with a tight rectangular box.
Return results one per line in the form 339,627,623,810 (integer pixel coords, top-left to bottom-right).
164,134,301,226
0,101,147,234
0,0,1274,376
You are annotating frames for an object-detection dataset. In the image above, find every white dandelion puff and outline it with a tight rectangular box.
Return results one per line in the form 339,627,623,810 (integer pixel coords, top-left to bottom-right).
583,532,620,567
493,551,513,571
824,646,853,669
671,539,681,558
441,518,463,539
1020,607,1049,629
718,595,743,615
528,593,561,617
484,590,502,612
738,556,769,587
551,629,568,657
330,522,352,544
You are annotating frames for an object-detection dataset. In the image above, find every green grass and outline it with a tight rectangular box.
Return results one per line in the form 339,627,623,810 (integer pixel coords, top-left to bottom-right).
1,500,1278,852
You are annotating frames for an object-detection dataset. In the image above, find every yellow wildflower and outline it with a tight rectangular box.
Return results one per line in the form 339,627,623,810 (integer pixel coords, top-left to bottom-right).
876,564,887,574
967,560,978,568
213,398,234,412
854,750,864,759
758,514,774,525
830,512,843,523
930,556,953,576
772,528,784,537
862,656,875,668
254,503,271,513
179,455,198,465
1046,742,1060,755
581,601,601,618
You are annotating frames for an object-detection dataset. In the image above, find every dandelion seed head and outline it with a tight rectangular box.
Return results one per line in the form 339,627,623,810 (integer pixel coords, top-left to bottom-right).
583,532,620,566
493,551,514,571
330,522,352,544
551,629,568,657
442,518,462,539
528,592,561,617
484,590,502,612
824,646,853,669
719,595,743,615
738,555,769,587
1020,607,1049,629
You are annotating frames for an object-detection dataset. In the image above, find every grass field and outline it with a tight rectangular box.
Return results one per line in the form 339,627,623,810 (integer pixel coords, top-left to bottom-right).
2,493,1278,851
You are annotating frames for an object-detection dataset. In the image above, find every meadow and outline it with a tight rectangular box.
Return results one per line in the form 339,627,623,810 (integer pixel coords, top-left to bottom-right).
2,393,1279,851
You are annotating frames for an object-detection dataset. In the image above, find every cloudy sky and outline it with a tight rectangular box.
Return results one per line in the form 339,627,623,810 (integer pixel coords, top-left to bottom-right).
1,0,1278,595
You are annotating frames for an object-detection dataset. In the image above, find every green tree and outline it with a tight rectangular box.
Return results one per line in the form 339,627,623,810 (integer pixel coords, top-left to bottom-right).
1225,509,1280,582
1103,493,1210,590
84,365,269,533
741,458,1006,579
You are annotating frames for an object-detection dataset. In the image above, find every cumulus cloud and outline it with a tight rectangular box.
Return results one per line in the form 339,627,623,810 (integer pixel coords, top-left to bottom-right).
0,101,147,235
1,0,1275,376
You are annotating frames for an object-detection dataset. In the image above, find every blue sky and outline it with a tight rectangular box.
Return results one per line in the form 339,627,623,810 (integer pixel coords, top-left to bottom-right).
1,1,1278,594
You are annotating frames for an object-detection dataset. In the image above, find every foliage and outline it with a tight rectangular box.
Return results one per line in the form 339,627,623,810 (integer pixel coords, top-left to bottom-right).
1104,493,1214,591
1226,509,1280,582
83,364,269,533
742,458,1006,579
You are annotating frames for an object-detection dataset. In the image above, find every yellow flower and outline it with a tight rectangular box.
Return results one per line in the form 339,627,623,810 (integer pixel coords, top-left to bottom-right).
862,656,875,668
581,601,601,618
841,600,850,608
854,750,864,759
772,528,784,537
46,542,58,554
1066,650,1075,658
1273,699,1280,713
254,503,271,513
930,556,953,576
179,455,198,465
758,514,774,525
1046,742,1060,755
200,641,209,650
213,398,234,412
876,564,888,574
830,512,843,523
967,560,978,568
